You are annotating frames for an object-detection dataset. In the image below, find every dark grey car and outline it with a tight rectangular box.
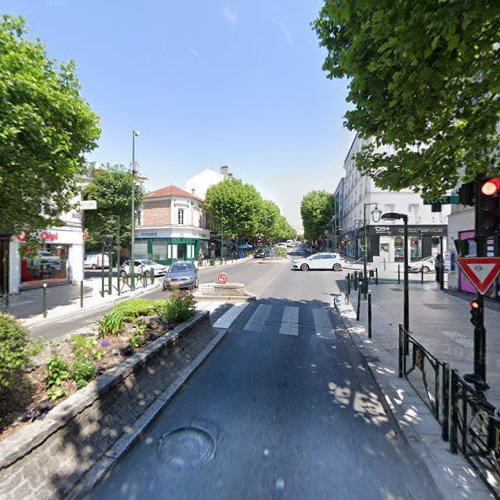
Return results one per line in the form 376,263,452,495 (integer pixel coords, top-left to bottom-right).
162,261,199,290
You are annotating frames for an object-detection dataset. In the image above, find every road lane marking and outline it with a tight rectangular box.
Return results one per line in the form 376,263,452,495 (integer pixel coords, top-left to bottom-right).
197,301,226,314
213,303,249,329
279,306,299,336
243,304,272,332
312,308,333,337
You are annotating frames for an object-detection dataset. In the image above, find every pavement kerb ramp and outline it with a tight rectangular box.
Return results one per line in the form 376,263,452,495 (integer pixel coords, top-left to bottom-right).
333,293,493,500
21,281,162,329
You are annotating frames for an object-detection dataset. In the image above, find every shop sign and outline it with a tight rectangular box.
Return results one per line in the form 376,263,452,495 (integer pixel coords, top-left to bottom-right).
369,225,447,236
17,231,58,242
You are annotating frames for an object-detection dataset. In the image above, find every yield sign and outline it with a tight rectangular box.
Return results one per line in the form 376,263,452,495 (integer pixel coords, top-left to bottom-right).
456,257,500,295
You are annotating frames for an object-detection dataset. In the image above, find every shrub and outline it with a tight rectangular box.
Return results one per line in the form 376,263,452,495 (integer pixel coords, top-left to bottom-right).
0,313,31,392
113,298,159,320
97,310,125,336
71,358,96,389
46,356,70,388
70,334,104,361
161,292,196,324
273,247,287,257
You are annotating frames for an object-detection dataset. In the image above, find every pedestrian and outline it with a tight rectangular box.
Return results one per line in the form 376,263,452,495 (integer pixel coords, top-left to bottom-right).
435,253,443,283
198,248,204,268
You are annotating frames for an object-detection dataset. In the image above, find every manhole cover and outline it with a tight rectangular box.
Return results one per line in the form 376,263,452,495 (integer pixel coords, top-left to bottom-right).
158,427,216,469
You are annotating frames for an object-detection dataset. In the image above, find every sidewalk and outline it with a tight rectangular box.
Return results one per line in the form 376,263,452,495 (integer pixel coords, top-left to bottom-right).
334,290,494,500
2,276,161,327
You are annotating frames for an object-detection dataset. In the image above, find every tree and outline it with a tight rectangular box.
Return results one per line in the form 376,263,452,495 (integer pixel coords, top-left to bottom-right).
0,15,100,235
300,191,336,241
205,178,263,239
257,200,281,242
83,164,144,249
313,2,499,198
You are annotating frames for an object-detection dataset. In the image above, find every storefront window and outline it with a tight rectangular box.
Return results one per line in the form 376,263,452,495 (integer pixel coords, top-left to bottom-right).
410,237,421,261
394,236,404,262
151,239,167,261
135,240,148,259
21,244,68,289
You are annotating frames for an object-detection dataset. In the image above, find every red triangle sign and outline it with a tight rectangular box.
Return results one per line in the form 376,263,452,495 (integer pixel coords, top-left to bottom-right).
456,257,500,295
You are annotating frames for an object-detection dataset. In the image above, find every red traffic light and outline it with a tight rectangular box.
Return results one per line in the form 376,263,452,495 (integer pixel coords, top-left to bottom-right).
469,300,481,309
480,178,500,196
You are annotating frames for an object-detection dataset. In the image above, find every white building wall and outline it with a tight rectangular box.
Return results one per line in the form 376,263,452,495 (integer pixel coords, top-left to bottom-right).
184,168,224,200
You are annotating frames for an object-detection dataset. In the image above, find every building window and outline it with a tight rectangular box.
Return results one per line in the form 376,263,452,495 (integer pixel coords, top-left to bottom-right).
178,209,184,225
408,204,419,215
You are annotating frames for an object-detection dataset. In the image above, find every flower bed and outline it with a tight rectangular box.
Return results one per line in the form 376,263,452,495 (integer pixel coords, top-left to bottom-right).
0,291,196,442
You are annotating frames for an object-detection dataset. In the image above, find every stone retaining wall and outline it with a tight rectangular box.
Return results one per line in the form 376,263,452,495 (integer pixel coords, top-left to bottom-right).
0,311,212,500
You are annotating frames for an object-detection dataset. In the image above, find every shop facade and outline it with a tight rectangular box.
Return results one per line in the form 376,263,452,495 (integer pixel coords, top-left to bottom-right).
134,227,210,265
342,224,447,264
7,226,84,293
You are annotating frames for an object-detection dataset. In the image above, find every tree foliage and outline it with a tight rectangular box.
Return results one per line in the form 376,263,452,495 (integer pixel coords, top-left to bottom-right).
300,191,336,241
205,177,295,242
313,1,499,198
83,164,144,248
0,15,100,235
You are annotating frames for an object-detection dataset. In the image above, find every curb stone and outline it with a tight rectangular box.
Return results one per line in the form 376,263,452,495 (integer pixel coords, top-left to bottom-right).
333,294,493,500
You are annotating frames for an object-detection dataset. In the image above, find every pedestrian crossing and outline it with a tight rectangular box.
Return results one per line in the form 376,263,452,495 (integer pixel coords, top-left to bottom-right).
207,301,337,338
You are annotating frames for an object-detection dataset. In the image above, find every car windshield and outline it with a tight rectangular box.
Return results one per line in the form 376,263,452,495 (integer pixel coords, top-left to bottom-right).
170,263,193,272
141,260,157,266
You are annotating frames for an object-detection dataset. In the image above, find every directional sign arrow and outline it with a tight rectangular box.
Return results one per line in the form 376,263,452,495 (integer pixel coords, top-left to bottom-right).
456,257,500,295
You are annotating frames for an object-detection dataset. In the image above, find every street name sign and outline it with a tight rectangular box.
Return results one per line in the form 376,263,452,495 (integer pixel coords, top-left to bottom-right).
81,200,97,210
456,257,500,295
423,195,459,205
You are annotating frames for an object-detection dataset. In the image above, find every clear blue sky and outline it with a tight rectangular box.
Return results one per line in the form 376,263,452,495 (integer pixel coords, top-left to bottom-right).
3,0,354,231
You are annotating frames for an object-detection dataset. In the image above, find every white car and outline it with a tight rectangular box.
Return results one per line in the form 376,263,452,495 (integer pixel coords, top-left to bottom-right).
120,259,167,277
408,256,436,273
293,253,345,271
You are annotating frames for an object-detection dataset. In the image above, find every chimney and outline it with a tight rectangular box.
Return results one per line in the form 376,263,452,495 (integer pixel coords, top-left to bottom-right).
191,188,196,196
220,165,229,177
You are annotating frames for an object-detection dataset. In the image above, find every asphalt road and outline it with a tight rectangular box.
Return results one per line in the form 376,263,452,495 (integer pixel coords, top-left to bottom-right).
85,255,441,500
28,257,290,341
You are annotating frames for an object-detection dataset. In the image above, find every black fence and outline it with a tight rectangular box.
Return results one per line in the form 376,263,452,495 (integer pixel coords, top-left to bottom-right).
120,270,155,293
450,370,500,496
397,326,499,495
398,325,450,441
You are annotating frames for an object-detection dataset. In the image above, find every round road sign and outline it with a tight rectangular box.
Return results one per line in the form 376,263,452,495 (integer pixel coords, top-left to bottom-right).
217,273,228,284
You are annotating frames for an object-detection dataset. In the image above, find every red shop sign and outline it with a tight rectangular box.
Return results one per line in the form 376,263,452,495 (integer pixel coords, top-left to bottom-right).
16,231,58,242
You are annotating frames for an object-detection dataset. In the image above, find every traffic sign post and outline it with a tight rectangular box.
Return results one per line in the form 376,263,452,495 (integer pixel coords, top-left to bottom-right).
217,273,228,285
457,257,500,383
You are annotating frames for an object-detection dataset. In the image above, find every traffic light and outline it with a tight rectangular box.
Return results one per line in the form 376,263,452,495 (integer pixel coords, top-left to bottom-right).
475,177,500,236
459,181,476,206
469,300,482,327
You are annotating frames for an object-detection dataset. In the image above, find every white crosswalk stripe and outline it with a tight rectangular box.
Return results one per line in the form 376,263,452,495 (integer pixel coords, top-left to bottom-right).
196,301,226,314
312,308,333,337
279,306,299,336
243,304,272,332
213,303,248,329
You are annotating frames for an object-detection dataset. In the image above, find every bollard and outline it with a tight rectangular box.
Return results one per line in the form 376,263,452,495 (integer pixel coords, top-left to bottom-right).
80,280,84,308
449,369,459,454
101,263,105,297
442,362,450,442
375,268,378,285
398,264,401,284
368,290,372,339
356,281,362,320
421,265,424,283
353,271,358,290
2,293,8,312
383,258,386,271
42,283,47,318
346,274,350,304
398,324,403,378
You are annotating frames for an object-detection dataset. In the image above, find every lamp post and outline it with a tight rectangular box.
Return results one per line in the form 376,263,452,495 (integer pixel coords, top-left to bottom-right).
381,212,409,335
107,215,120,293
130,130,140,290
363,203,381,299
221,205,224,264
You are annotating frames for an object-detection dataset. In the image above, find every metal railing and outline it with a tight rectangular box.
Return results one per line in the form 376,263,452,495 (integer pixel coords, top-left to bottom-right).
450,370,500,496
399,325,450,441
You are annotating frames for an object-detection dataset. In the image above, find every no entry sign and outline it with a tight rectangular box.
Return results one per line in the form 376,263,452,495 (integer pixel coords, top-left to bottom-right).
456,257,500,295
217,273,228,284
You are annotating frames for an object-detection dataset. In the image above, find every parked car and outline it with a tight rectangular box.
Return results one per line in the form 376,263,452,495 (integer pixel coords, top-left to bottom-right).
293,253,345,271
276,242,288,249
408,256,438,273
286,240,294,247
343,259,375,271
254,247,274,258
84,253,110,269
120,259,167,277
163,261,198,290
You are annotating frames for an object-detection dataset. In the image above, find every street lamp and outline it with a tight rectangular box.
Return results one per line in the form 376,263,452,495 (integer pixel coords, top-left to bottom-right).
381,212,409,337
130,130,140,290
362,203,382,299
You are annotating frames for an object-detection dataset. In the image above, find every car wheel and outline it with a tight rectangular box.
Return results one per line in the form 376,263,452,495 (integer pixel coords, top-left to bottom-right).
422,266,430,274
162,282,168,291
333,263,342,271
91,264,97,270
195,278,199,288
300,263,309,271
